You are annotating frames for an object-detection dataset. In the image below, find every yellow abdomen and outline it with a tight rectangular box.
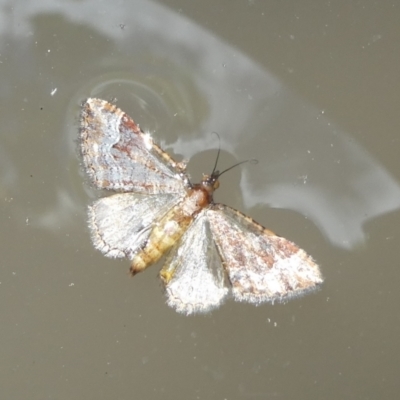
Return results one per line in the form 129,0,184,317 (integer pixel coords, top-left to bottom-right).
130,187,210,275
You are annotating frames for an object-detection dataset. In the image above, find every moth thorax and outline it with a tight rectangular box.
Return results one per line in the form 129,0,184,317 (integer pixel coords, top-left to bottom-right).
186,186,212,211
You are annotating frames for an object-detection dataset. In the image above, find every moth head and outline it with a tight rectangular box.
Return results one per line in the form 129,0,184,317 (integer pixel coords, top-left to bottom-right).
201,173,220,191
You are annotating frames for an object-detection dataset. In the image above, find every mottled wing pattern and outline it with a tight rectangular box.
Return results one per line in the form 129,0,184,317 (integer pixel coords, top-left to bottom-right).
207,204,323,304
161,211,230,315
80,98,187,194
89,192,182,259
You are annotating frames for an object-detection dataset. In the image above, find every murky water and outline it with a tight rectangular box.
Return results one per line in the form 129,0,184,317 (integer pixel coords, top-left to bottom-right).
1,1,399,399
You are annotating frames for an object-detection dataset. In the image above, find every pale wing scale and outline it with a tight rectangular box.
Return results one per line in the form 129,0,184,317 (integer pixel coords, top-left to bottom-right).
89,192,182,259
80,98,187,194
207,204,323,304
162,210,230,315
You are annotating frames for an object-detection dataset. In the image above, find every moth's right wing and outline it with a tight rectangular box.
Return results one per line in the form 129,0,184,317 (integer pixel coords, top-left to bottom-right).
207,204,323,304
88,192,182,259
161,210,230,315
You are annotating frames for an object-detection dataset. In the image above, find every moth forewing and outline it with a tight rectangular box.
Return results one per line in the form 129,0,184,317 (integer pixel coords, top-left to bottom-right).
207,204,323,304
80,98,187,194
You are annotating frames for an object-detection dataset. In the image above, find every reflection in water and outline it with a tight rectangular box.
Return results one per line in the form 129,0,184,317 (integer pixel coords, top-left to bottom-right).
240,107,400,249
7,0,400,250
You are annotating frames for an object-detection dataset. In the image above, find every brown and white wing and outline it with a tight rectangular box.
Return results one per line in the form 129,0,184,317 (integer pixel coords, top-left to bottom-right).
80,98,187,194
207,204,323,304
161,210,230,315
89,192,182,259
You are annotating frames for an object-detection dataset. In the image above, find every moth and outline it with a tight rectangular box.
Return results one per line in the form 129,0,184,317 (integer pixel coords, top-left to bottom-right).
79,98,323,315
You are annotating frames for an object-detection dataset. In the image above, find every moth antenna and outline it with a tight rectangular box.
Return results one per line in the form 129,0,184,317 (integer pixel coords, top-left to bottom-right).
217,158,258,178
211,132,221,176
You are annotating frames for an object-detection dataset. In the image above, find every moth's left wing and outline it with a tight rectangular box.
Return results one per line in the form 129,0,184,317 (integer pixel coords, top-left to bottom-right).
89,192,182,259
161,210,230,315
80,98,187,194
207,204,323,304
